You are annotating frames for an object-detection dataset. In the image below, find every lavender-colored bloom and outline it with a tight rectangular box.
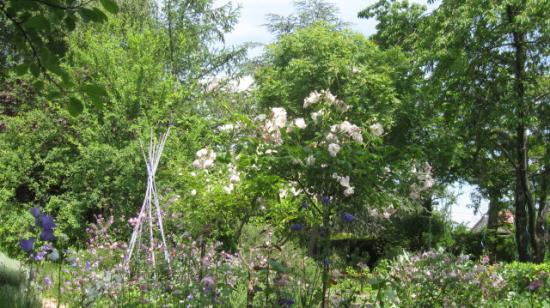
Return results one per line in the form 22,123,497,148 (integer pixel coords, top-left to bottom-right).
301,201,308,209
44,276,52,288
291,223,304,231
34,250,47,261
278,298,295,306
321,196,331,205
20,238,35,253
40,229,55,242
342,212,354,223
39,215,56,231
85,261,91,270
323,258,331,267
202,276,215,291
528,279,543,292
30,207,41,218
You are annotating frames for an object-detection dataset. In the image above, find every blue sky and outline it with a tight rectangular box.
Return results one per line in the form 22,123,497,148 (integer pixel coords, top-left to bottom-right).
213,0,487,226
217,0,379,45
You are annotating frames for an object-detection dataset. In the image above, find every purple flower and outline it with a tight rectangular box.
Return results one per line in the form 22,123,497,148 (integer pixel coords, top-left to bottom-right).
301,201,308,209
34,250,47,261
291,223,304,231
278,298,295,306
321,196,331,205
528,279,543,292
44,276,52,288
342,212,354,223
323,258,331,267
85,261,91,270
30,207,41,218
39,215,56,231
40,229,55,242
20,238,35,253
202,276,215,292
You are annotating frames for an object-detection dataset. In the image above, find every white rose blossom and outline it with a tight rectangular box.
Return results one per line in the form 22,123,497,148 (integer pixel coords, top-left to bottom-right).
310,110,324,123
303,90,322,108
260,107,288,145
294,118,307,129
369,123,384,137
328,143,341,157
343,186,355,197
271,107,287,128
333,173,355,197
305,155,316,166
228,164,240,183
331,121,363,143
223,184,234,194
192,148,216,169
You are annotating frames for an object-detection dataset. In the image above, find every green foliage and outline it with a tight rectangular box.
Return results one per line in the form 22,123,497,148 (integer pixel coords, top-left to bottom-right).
256,23,399,121
367,250,550,307
265,0,347,36
0,0,119,114
0,0,246,254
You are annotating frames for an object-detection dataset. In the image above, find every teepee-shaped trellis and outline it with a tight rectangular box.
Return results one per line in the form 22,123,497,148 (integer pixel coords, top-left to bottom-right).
124,128,172,274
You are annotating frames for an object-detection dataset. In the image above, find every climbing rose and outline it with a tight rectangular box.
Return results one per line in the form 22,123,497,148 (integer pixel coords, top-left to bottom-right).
294,118,307,129
271,107,287,128
328,143,341,157
369,123,384,137
192,148,216,169
303,90,321,108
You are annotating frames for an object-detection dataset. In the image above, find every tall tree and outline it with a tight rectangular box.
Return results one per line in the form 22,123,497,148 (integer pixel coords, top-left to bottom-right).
361,0,550,261
265,0,347,37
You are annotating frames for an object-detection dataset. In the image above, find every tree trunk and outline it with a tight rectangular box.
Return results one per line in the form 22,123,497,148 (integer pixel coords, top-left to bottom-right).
486,188,501,261
509,5,534,262
487,188,501,231
534,164,548,263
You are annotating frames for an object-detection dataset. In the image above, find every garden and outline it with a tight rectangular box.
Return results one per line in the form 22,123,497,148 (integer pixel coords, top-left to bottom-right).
0,0,549,307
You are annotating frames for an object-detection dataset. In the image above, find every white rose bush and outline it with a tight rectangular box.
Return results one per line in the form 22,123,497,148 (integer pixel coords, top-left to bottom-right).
188,87,406,305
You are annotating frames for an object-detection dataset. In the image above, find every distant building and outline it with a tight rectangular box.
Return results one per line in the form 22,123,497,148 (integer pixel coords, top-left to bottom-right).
471,210,514,234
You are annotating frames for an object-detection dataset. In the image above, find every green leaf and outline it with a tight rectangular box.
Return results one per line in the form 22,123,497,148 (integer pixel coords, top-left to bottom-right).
29,63,40,77
33,80,44,91
24,15,49,29
80,84,108,108
100,0,119,14
47,65,70,85
64,15,76,31
78,8,107,23
14,63,29,75
91,8,108,22
80,84,108,97
46,90,61,100
68,97,84,116
8,0,40,12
